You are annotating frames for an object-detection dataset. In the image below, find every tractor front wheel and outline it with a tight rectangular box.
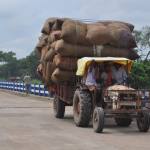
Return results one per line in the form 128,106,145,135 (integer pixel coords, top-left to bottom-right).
73,89,92,127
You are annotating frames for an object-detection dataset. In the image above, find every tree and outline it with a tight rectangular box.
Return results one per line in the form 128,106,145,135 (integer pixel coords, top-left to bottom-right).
134,26,150,60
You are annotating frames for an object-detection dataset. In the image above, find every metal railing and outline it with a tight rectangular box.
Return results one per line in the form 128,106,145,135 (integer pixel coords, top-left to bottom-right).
0,81,52,97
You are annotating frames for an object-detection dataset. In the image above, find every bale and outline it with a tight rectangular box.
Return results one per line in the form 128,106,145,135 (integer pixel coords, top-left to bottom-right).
44,48,56,62
51,68,75,83
41,17,57,34
52,40,93,57
86,23,111,45
53,54,77,71
61,20,89,45
45,62,56,85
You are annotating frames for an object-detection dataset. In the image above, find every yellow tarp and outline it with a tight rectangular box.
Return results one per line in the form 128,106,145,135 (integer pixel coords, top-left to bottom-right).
76,57,133,76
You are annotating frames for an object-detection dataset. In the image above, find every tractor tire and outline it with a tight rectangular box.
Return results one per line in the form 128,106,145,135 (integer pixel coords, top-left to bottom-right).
93,107,104,133
73,89,92,127
115,118,132,127
53,97,65,118
137,111,150,132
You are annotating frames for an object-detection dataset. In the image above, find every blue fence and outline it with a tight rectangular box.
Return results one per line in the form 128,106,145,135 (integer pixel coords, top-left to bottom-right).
0,81,51,97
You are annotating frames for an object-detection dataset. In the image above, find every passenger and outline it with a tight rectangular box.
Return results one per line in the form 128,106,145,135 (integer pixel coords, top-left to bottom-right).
101,63,114,88
85,60,98,91
112,64,127,85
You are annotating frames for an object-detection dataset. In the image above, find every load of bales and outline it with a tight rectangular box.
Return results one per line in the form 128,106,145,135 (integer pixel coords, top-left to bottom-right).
35,17,139,87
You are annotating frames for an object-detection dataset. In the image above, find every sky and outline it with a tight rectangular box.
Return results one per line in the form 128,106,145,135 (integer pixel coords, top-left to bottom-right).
0,0,150,58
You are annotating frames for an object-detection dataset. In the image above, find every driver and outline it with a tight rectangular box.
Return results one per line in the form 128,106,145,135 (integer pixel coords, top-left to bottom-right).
85,60,98,91
112,64,127,85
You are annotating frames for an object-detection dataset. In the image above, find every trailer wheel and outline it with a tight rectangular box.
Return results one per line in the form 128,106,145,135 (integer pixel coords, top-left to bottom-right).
73,89,92,127
53,97,65,118
93,107,104,133
137,111,150,132
115,118,132,127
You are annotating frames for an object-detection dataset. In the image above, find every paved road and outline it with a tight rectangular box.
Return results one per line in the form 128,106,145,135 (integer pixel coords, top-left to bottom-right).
0,90,150,150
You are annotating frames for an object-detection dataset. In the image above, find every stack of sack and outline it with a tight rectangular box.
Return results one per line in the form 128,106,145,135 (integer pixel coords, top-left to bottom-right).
35,17,139,86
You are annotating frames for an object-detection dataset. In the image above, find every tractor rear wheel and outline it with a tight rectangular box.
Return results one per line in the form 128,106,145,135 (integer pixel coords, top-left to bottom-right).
53,97,65,119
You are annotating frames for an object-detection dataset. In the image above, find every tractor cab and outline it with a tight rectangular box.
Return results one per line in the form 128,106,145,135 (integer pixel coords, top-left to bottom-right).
73,57,150,133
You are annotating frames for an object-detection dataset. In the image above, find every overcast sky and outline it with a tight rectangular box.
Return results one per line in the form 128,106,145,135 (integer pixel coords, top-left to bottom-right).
0,0,150,58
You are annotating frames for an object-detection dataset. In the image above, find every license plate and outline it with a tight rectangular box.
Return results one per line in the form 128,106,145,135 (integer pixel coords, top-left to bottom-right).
120,101,136,106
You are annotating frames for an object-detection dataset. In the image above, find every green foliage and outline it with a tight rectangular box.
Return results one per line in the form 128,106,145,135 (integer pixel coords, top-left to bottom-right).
0,50,39,80
130,61,150,89
0,51,16,62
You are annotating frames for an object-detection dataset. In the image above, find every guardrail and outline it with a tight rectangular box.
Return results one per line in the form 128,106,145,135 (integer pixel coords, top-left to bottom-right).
0,81,52,97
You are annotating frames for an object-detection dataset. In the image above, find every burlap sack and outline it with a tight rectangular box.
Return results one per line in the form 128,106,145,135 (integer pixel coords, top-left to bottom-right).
52,18,67,31
61,20,89,45
35,34,48,52
53,54,77,71
86,23,111,45
39,46,49,62
44,48,56,62
109,28,136,48
107,22,130,31
41,17,57,34
37,61,47,82
49,30,62,43
87,23,136,48
53,40,93,57
51,68,75,83
94,45,139,60
45,62,56,85
98,21,134,32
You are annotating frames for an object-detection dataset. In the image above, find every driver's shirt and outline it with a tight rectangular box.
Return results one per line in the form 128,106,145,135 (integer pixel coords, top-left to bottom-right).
112,67,127,84
85,68,97,86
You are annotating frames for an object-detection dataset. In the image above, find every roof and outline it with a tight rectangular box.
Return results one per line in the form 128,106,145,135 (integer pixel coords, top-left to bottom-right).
76,57,133,76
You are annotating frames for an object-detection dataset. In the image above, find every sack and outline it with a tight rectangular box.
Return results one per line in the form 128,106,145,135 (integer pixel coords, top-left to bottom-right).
87,23,136,48
52,18,67,31
45,62,56,85
35,34,48,51
51,68,75,83
53,40,93,57
37,62,47,83
98,21,134,32
41,17,57,34
109,28,136,48
94,45,139,59
44,48,56,62
40,46,49,62
61,20,89,45
86,23,111,45
49,30,62,43
53,54,77,71
107,22,130,31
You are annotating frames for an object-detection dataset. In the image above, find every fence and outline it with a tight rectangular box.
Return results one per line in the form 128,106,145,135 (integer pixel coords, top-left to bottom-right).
0,81,52,97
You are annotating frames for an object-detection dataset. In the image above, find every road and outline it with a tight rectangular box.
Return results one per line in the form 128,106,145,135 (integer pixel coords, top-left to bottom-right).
0,90,150,150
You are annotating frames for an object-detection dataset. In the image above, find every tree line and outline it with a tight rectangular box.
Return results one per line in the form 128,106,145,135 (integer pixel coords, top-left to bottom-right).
0,51,39,81
0,26,150,88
